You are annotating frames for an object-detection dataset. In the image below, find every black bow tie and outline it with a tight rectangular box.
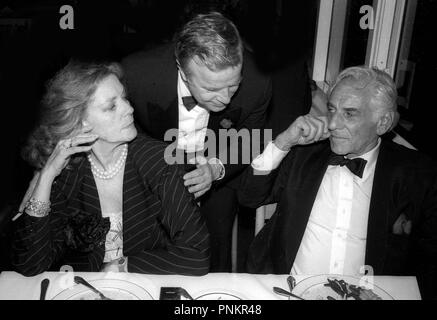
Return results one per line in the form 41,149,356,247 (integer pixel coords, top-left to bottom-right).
327,154,367,178
182,96,198,111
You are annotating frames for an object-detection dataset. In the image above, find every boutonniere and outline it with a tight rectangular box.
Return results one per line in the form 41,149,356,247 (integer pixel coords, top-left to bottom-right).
392,213,412,236
220,118,233,129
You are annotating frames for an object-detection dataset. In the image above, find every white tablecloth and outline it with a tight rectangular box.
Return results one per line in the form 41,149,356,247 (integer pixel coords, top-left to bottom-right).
0,271,421,300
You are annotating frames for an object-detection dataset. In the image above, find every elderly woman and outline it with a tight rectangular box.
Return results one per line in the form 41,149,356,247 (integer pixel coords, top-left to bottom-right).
12,61,210,276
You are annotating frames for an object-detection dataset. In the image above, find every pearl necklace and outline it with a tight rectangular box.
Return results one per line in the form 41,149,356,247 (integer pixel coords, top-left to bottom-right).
87,144,128,180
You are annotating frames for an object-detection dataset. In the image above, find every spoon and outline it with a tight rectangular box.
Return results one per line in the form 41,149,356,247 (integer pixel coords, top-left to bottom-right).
74,276,111,300
40,278,50,300
287,275,296,292
273,286,305,300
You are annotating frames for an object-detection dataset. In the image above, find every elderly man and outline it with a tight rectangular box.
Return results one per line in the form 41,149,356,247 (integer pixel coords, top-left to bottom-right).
239,66,437,299
122,12,272,271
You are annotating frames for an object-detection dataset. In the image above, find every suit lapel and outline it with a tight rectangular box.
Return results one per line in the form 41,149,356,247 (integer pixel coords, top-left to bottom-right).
122,149,149,255
146,58,179,140
365,140,392,272
77,160,102,218
55,158,101,219
208,103,243,133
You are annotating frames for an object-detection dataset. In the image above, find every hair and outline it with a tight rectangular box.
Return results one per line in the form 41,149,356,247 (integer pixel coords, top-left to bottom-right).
22,61,123,169
328,66,399,129
174,11,243,74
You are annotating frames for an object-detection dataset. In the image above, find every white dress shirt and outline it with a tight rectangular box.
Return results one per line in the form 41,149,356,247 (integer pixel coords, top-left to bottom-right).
177,72,209,153
252,139,381,276
176,72,225,180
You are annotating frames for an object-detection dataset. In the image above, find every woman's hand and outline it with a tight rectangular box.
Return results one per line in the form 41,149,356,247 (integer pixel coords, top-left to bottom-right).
21,128,99,212
41,130,99,181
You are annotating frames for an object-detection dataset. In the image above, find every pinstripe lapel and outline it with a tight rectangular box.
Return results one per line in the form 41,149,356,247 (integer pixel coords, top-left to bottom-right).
55,158,105,271
55,158,102,218
122,149,151,255
78,160,102,218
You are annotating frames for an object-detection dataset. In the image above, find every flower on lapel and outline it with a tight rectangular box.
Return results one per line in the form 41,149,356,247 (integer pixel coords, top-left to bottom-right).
220,118,233,129
64,211,110,252
392,213,412,236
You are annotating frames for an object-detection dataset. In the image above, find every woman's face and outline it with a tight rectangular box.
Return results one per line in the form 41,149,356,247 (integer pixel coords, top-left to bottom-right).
84,74,137,146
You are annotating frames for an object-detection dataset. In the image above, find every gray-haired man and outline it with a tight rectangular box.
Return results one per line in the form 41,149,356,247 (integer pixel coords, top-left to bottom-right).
240,66,437,299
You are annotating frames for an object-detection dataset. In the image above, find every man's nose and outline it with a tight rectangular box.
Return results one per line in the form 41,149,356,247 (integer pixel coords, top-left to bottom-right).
217,88,231,105
123,99,134,115
328,112,343,131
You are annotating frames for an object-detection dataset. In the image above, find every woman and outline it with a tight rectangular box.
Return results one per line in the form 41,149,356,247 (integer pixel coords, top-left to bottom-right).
12,61,210,276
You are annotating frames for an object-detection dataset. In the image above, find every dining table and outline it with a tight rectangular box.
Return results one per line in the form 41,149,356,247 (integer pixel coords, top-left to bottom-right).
0,271,421,300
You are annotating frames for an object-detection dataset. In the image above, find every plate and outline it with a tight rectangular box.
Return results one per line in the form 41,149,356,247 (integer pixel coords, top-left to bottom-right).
194,290,246,300
292,275,394,300
52,279,154,300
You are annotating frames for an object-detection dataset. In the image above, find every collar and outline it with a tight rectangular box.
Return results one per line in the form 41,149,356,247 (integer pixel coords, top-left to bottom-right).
177,71,204,113
328,138,381,180
351,138,381,181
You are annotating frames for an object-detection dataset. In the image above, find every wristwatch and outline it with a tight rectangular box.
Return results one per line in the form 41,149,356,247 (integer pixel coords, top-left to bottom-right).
208,158,225,180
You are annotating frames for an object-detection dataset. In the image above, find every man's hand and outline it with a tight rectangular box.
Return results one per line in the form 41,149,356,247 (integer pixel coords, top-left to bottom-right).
183,156,221,199
274,114,330,151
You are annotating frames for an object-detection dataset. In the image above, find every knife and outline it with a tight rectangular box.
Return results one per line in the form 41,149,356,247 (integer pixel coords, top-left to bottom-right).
273,286,305,300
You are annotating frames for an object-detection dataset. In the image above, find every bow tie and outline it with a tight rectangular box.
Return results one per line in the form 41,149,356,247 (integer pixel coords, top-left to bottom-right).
182,96,198,111
327,154,367,178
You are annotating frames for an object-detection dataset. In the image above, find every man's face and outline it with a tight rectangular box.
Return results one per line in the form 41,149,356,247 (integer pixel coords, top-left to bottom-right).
327,81,381,158
180,58,242,112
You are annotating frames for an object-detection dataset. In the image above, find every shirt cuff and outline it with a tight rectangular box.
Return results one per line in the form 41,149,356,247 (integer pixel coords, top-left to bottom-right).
251,141,289,171
208,158,225,180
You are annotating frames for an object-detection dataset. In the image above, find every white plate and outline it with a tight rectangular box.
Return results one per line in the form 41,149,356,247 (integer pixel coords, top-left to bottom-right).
52,279,154,300
194,290,246,300
292,275,394,300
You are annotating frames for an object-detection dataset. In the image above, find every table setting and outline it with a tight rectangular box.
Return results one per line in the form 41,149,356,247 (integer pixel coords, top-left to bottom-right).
0,271,421,300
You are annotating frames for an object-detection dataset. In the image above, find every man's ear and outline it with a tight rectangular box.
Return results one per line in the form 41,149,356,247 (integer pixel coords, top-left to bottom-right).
376,110,394,135
176,60,188,82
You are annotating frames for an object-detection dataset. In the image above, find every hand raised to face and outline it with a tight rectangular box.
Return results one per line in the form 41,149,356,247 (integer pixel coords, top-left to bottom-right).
274,114,330,151
42,125,99,180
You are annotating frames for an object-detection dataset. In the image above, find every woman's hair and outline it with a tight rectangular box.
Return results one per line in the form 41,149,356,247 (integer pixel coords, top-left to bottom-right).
22,61,123,169
175,11,243,75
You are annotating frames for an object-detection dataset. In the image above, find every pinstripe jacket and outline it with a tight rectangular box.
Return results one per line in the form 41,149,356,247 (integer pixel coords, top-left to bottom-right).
12,134,210,276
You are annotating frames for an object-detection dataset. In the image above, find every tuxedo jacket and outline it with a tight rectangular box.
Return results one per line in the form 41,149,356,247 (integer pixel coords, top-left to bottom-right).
239,138,437,299
12,134,210,276
121,44,272,186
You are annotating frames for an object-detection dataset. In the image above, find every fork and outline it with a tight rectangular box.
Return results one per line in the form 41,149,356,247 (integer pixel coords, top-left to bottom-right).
74,276,111,300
